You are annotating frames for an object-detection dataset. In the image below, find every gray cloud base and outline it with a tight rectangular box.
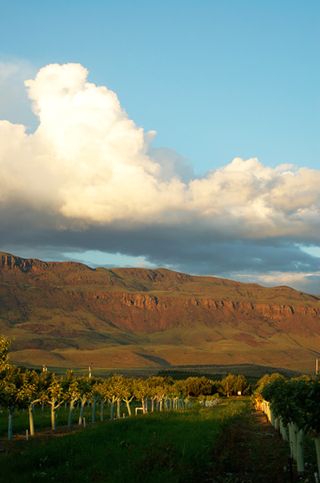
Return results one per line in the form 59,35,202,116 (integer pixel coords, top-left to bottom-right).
1,201,319,294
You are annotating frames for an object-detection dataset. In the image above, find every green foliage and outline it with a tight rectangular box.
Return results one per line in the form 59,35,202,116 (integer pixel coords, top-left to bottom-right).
76,376,93,401
255,372,285,395
0,335,10,372
63,375,81,403
261,375,320,434
179,376,214,397
220,374,250,397
0,366,27,411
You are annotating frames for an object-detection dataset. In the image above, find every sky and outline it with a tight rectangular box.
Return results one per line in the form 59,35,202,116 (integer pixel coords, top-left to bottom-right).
0,0,319,293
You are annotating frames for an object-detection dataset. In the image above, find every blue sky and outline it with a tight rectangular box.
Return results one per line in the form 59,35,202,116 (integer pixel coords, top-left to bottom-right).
0,1,319,293
1,0,319,173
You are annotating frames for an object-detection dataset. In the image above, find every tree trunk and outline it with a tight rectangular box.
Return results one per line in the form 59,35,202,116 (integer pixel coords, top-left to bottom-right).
7,410,13,440
144,398,148,414
279,418,288,441
296,429,304,474
142,398,146,414
78,399,86,425
100,400,104,422
116,399,121,419
91,397,96,423
125,400,132,417
29,404,35,436
110,401,114,420
68,400,75,428
270,407,275,427
288,422,297,461
51,405,56,431
314,436,320,479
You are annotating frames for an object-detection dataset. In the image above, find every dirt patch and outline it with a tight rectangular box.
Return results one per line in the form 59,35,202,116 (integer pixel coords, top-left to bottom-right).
208,409,297,482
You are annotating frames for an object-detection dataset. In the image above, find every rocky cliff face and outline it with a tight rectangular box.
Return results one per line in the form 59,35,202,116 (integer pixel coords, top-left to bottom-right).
82,291,320,336
0,252,319,371
1,253,36,272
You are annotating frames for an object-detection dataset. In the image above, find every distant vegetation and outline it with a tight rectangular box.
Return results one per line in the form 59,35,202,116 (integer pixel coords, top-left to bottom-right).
0,334,252,481
0,336,250,439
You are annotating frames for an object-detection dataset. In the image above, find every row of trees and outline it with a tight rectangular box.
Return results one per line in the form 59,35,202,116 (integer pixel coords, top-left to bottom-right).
0,336,250,440
254,373,320,477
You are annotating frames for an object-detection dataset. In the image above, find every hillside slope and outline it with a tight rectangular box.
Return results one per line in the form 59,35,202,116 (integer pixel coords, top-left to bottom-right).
0,252,319,372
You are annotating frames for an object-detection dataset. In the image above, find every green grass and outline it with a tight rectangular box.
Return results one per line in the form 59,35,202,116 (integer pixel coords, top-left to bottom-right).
0,399,248,482
0,405,97,437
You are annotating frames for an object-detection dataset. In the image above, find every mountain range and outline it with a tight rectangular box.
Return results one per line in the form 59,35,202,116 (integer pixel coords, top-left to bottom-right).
0,252,319,373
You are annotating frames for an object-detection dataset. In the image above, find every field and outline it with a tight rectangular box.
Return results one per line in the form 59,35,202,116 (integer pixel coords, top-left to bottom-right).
1,397,319,482
0,399,248,482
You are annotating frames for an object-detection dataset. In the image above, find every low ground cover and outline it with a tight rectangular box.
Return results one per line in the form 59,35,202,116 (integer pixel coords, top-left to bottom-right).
0,399,248,482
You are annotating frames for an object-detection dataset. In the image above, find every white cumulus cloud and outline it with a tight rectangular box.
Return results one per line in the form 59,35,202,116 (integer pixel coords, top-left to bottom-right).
0,62,320,237
0,62,320,293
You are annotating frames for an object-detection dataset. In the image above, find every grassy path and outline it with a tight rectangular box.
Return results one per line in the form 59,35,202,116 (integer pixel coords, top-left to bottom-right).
2,402,312,482
208,408,296,482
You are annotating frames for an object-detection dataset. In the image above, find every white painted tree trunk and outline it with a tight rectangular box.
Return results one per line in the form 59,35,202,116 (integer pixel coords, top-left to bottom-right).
125,400,132,417
7,411,13,440
279,418,288,441
288,423,297,461
51,405,56,431
78,400,86,425
270,407,275,427
110,401,114,420
265,402,271,422
144,398,148,414
296,429,304,474
91,397,96,423
29,404,35,436
68,400,75,428
100,400,104,421
314,437,320,479
142,398,148,414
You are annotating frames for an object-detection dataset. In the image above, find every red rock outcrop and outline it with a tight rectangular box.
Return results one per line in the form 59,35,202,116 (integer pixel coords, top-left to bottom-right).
0,252,319,370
